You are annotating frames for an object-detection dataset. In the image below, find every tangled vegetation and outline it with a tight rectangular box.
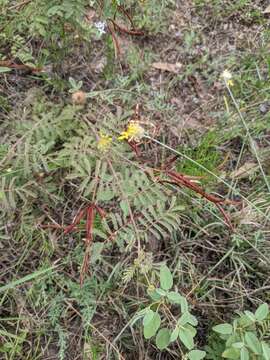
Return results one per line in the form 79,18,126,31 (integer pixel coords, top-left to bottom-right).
1,0,270,359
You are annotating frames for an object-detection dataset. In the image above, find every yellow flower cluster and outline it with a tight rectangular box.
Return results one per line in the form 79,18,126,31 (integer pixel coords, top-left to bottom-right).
118,121,145,142
97,121,145,151
97,133,112,151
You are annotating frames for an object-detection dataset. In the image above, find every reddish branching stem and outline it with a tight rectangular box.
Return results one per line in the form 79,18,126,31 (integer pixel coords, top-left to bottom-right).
63,204,106,286
164,170,237,230
0,60,43,73
108,18,144,36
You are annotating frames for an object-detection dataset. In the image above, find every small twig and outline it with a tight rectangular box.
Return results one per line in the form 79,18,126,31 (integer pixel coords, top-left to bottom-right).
8,0,31,10
107,18,144,36
107,23,121,58
0,60,42,73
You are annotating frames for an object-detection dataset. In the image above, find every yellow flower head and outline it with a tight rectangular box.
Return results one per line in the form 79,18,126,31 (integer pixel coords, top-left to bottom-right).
118,121,145,142
97,132,112,151
221,69,234,86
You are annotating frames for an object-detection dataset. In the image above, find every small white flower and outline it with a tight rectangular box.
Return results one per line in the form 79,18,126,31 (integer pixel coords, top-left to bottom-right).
221,69,234,86
221,69,232,81
95,21,106,35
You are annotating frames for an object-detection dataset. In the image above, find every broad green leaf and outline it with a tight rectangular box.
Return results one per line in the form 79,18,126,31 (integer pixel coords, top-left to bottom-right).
185,324,197,338
179,296,189,313
244,332,261,355
97,189,115,201
167,291,182,304
240,347,249,360
187,350,206,360
179,326,194,350
160,265,173,290
147,288,161,301
244,311,256,322
222,347,240,359
213,323,233,335
178,312,198,326
156,288,167,296
262,341,270,360
170,327,179,342
255,303,269,321
156,328,171,350
143,312,161,339
226,334,239,348
143,309,154,326
130,308,149,326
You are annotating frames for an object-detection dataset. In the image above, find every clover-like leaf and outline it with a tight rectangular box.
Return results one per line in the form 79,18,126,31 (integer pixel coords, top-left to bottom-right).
244,332,261,355
143,309,154,327
143,312,161,339
213,323,233,335
170,327,179,342
222,347,240,359
187,350,206,360
255,303,269,321
156,328,171,350
160,265,173,290
240,347,249,360
262,341,270,360
179,326,195,350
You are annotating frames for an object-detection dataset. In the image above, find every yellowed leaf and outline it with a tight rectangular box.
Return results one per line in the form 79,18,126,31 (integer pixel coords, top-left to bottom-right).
230,162,258,179
152,62,182,74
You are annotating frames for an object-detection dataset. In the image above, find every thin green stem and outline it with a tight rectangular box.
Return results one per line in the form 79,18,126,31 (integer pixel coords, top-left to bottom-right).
226,83,270,192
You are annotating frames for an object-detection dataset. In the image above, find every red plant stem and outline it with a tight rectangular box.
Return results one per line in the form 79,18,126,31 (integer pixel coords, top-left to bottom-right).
117,5,135,27
0,60,43,73
167,170,230,204
164,171,235,230
95,205,106,219
128,140,141,156
215,203,234,230
86,206,94,243
162,155,179,170
64,208,86,234
107,23,121,58
108,18,144,36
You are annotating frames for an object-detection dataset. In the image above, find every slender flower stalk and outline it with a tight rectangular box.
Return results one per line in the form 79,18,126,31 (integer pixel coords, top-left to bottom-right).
224,81,270,193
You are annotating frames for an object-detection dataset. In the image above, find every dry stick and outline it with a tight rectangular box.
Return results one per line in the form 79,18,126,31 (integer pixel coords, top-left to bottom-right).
117,5,135,28
8,0,32,10
108,18,144,36
80,205,95,286
107,23,121,59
